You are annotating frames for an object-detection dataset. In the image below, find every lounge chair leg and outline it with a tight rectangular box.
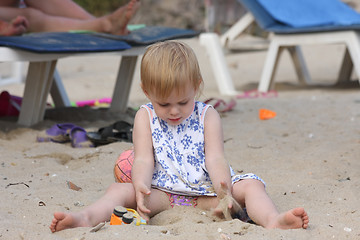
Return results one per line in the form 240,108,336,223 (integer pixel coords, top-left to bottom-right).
110,55,138,113
18,60,57,126
337,47,353,84
258,40,282,92
50,69,71,107
220,12,255,47
344,32,360,85
287,46,312,85
199,32,237,96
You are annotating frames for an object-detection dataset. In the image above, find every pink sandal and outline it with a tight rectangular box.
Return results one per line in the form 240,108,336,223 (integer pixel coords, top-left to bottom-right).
236,89,278,99
204,98,236,113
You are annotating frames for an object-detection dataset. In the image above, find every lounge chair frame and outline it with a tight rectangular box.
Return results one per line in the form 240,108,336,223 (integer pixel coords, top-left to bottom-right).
225,0,360,92
0,46,144,126
0,32,235,126
258,30,360,92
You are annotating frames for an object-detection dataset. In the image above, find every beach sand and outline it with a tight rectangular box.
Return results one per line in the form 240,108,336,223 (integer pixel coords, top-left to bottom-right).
0,37,359,239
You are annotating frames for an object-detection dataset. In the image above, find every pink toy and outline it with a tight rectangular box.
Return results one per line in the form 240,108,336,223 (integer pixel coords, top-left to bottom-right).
76,98,112,107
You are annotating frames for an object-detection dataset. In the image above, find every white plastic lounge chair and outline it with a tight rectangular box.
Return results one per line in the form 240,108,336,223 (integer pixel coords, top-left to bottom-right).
238,0,360,92
0,28,233,126
0,29,185,126
0,33,142,126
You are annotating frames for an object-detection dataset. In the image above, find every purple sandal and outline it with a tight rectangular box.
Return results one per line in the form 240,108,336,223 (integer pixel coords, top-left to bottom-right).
37,123,76,143
70,126,94,148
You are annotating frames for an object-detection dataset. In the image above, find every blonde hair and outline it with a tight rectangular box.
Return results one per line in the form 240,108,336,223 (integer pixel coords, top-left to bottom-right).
140,41,203,100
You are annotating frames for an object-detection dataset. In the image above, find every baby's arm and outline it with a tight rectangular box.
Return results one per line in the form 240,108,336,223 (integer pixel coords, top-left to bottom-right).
131,108,155,220
204,107,232,197
203,108,241,217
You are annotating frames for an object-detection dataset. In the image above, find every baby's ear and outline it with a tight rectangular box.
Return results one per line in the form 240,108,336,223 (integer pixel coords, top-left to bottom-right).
140,83,146,93
141,84,150,98
195,79,204,98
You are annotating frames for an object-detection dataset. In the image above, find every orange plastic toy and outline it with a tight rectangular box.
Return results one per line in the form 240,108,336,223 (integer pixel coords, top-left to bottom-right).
259,109,276,120
110,206,147,226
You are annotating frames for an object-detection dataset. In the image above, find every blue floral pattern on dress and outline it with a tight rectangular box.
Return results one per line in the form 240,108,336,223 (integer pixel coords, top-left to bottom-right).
141,102,265,196
181,134,192,150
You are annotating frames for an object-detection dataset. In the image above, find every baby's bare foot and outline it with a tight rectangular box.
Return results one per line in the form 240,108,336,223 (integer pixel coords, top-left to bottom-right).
50,212,91,232
268,207,309,229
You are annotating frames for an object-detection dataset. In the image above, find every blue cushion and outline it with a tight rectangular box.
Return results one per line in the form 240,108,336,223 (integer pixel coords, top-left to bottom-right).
0,32,131,53
93,26,199,45
0,27,199,53
239,0,360,33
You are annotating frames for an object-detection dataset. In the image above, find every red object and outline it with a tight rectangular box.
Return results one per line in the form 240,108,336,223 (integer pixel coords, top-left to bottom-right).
259,108,277,120
0,91,22,117
114,149,134,183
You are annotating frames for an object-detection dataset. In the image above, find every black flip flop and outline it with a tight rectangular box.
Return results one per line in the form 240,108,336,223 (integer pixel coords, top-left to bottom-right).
87,120,133,146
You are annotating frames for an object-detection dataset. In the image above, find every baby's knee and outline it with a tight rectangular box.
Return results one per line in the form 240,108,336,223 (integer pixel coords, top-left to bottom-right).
106,182,133,193
235,179,265,192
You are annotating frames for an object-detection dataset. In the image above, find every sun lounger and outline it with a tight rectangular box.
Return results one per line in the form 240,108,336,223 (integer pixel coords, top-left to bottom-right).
0,32,136,126
0,27,200,126
237,0,360,92
0,26,236,126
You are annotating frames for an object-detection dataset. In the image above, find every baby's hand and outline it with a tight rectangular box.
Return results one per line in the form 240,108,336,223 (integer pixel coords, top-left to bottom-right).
135,184,151,221
213,182,247,221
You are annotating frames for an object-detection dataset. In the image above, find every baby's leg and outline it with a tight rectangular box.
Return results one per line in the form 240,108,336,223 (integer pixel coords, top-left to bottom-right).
140,188,172,220
50,184,172,232
50,182,136,232
232,179,309,229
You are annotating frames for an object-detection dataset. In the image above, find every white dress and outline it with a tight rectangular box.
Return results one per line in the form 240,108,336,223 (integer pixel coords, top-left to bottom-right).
141,101,264,196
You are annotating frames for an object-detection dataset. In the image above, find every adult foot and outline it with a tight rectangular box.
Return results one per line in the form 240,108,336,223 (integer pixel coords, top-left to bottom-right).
49,212,91,232
0,16,28,36
103,0,140,35
268,207,309,229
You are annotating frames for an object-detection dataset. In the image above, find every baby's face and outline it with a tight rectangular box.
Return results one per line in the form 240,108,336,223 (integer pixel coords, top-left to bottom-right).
148,85,196,126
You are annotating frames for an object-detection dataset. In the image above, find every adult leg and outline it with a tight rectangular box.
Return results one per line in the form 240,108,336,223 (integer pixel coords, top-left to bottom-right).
0,0,139,34
0,16,28,36
231,179,309,229
0,7,76,32
24,0,94,20
0,0,19,7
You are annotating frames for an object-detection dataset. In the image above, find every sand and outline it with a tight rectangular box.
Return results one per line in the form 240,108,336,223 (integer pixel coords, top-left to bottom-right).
0,37,360,240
